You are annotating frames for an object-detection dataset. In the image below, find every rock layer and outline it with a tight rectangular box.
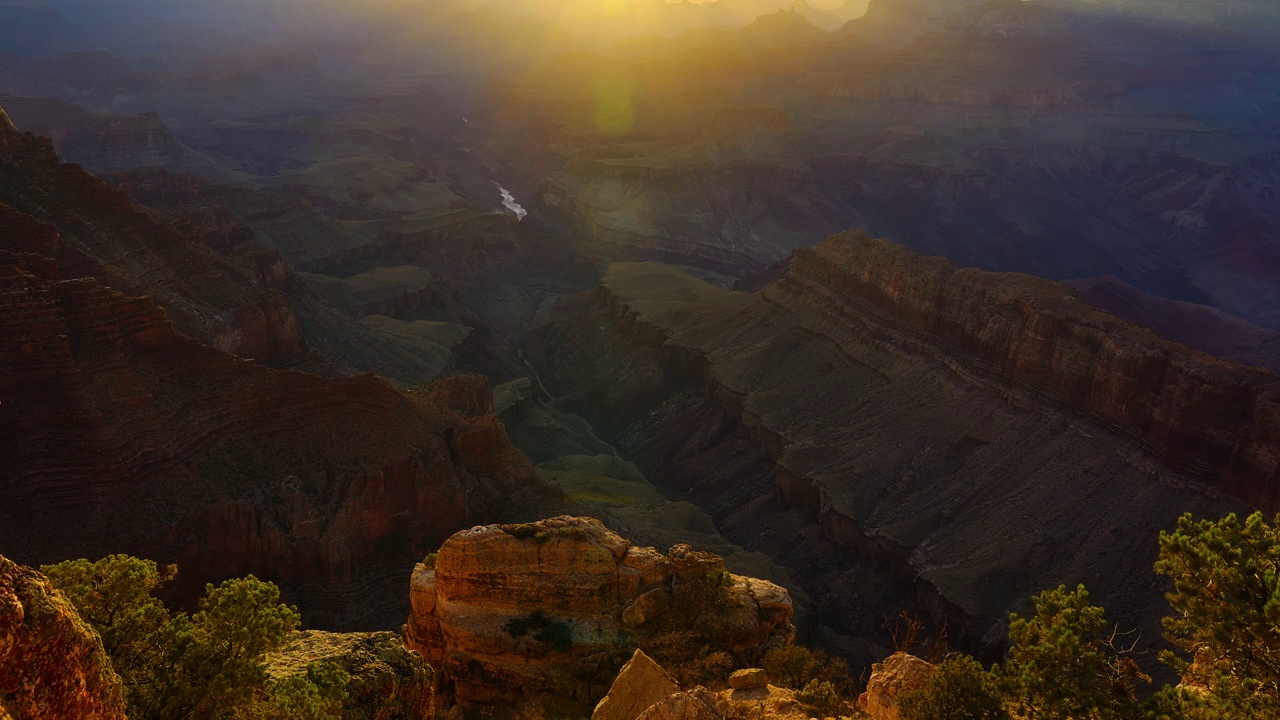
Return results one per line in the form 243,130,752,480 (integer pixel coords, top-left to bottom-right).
0,107,307,365
404,517,794,707
787,233,1280,511
520,233,1252,659
0,241,553,629
0,553,127,720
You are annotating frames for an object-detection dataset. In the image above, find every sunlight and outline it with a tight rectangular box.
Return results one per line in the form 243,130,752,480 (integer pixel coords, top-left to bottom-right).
592,67,636,135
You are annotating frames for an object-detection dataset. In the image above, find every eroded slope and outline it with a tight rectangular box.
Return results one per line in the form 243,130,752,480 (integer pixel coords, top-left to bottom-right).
521,232,1260,656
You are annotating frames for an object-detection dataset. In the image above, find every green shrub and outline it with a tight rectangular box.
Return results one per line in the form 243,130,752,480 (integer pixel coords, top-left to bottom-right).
796,679,845,717
42,556,308,720
508,524,551,543
762,645,855,698
899,655,1009,720
235,661,348,720
536,621,575,651
504,611,574,650
1002,585,1147,720
1153,512,1280,719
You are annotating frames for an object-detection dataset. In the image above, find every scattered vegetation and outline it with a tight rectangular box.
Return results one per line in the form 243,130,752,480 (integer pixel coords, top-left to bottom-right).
795,679,845,717
42,555,346,720
635,568,739,688
899,655,1009,720
762,645,856,699
507,524,551,543
894,511,1280,720
504,611,576,651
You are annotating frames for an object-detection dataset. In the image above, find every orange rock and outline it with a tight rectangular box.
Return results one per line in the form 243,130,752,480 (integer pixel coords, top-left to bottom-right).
592,649,679,720
0,554,127,720
857,652,936,720
405,516,795,708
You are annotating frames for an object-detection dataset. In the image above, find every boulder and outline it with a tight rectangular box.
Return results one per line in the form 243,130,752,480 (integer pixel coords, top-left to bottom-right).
636,688,723,720
857,652,937,720
0,554,127,720
728,668,769,690
404,516,795,708
621,587,671,628
592,650,680,720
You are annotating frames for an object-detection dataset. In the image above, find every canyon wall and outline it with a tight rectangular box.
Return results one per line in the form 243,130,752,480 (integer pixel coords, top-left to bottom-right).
786,233,1280,511
0,108,309,365
0,235,556,628
0,96,187,172
520,234,1252,660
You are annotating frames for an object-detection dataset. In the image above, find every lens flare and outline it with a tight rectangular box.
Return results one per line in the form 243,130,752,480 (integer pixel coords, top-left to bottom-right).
592,69,635,136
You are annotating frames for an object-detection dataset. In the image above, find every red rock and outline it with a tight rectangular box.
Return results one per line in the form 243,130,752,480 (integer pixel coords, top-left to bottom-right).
0,553,127,720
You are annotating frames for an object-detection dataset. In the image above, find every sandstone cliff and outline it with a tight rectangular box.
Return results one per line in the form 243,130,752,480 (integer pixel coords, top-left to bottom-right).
0,553,127,720
519,234,1252,662
404,517,794,707
0,240,555,628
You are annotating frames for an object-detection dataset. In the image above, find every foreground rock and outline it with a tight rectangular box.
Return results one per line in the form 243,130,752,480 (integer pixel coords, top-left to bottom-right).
592,650,679,720
594,654,810,720
404,516,794,707
0,554,127,720
857,652,937,720
266,630,433,720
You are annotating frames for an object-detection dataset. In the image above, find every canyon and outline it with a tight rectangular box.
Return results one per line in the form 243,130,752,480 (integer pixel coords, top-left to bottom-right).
480,0,1280,328
0,108,560,629
1,0,1279,714
518,232,1259,660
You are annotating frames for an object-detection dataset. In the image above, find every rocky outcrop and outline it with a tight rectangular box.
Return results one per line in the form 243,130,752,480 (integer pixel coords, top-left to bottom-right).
266,630,433,720
0,96,187,173
0,235,555,628
857,653,936,720
0,554,127,720
404,517,794,707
